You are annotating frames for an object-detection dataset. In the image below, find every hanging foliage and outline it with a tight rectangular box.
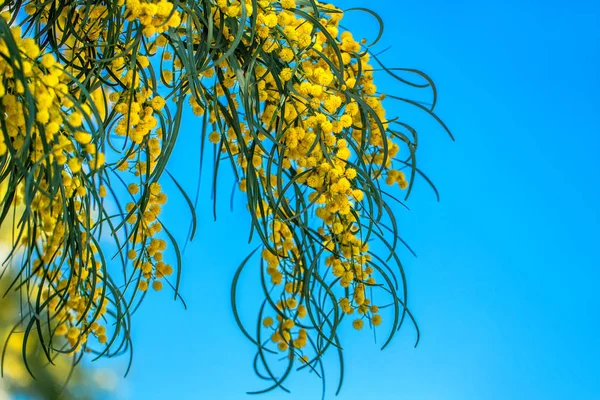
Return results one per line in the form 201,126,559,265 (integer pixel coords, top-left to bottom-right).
0,0,450,395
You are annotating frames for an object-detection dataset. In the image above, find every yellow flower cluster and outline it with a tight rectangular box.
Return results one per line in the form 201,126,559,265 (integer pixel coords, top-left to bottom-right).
125,0,182,37
0,16,115,352
193,1,413,364
1,0,433,390
0,3,174,357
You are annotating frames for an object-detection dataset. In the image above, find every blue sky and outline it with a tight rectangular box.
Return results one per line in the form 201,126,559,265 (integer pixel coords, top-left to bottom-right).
96,1,600,399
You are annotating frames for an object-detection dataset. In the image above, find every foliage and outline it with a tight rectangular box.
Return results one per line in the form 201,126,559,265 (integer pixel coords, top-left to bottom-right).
0,0,450,395
0,177,118,400
0,283,118,399
0,219,115,399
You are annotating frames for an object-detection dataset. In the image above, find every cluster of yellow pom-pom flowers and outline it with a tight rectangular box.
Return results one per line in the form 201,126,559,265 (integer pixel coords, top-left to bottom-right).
0,0,446,394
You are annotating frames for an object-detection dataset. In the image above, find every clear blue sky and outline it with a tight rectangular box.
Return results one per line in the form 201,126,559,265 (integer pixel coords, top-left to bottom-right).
97,1,600,399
